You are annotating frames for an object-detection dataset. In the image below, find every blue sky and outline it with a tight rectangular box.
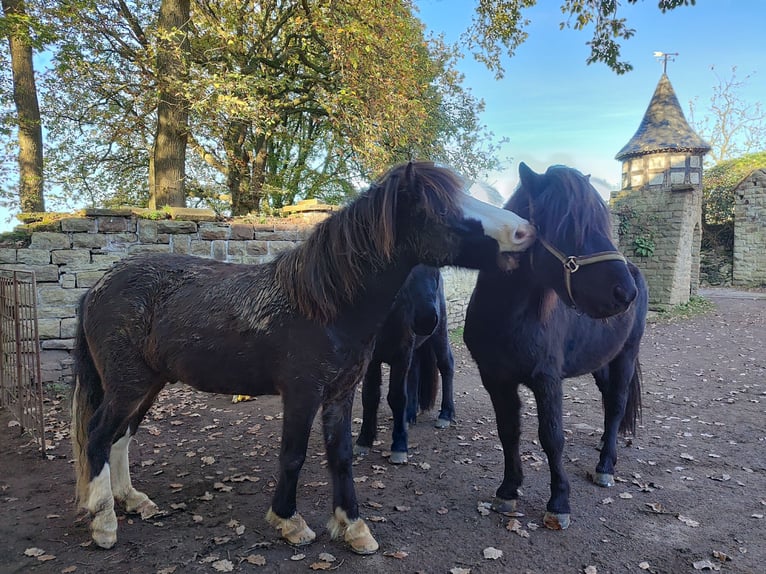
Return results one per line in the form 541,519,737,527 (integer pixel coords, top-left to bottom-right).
414,0,765,202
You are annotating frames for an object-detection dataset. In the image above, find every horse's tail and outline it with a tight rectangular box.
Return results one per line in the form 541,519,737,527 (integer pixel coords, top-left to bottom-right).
71,301,103,507
416,344,439,412
619,358,643,435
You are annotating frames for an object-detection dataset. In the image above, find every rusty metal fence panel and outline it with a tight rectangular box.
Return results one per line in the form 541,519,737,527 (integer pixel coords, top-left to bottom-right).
0,269,45,455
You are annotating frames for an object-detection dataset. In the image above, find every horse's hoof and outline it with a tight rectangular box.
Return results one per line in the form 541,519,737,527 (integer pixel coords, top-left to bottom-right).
124,492,160,519
91,511,118,549
543,511,571,530
327,508,379,555
353,444,370,457
389,451,408,464
265,508,316,546
592,472,615,487
491,497,518,514
434,417,451,429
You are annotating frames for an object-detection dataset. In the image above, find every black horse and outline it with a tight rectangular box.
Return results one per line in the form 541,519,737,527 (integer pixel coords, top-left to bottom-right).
464,163,648,530
70,161,535,554
355,265,454,464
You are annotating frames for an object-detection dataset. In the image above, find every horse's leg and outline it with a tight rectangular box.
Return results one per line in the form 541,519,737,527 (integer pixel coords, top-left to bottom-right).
83,377,159,548
531,378,571,530
483,376,524,514
354,362,381,456
592,355,634,487
323,389,379,554
266,391,320,547
404,350,420,425
111,384,165,517
387,352,413,464
433,334,455,429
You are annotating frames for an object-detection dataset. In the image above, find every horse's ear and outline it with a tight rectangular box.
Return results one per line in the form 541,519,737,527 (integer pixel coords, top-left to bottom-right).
518,162,543,193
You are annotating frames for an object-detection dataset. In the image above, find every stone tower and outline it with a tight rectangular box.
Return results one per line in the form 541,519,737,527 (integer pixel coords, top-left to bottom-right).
610,73,711,311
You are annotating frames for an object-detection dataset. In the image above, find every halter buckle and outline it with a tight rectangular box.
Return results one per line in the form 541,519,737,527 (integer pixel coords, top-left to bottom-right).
564,256,580,273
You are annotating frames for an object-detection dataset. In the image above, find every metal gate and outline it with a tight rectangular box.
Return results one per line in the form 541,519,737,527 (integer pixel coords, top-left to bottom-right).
0,269,45,455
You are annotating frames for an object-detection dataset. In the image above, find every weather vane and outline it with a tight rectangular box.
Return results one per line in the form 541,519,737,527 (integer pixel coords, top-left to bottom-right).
653,51,679,74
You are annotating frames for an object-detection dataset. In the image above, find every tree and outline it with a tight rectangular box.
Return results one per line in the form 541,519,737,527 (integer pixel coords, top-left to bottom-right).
689,66,766,166
702,151,766,225
1,0,44,212
151,0,190,208
464,0,696,79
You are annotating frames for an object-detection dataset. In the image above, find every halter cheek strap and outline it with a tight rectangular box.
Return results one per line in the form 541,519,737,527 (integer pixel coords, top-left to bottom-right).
535,237,627,308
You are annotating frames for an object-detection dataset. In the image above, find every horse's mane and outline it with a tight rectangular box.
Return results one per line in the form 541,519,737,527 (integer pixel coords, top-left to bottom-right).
275,161,463,323
507,165,612,249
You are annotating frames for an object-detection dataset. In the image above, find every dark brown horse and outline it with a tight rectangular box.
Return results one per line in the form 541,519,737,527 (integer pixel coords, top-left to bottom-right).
355,265,455,464
71,161,535,554
464,163,647,530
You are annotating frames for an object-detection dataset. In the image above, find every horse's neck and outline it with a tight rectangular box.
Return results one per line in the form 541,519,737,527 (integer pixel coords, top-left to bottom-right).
331,258,415,343
476,263,553,320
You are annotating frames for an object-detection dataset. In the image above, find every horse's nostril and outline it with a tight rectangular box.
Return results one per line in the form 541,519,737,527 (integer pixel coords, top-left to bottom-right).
514,223,536,244
614,284,637,305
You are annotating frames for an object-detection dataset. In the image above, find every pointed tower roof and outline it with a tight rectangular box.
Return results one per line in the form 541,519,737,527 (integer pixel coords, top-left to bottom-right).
615,73,710,161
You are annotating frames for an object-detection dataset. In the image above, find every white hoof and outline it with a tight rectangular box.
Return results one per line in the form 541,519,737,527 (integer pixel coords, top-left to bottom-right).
327,508,379,555
265,508,316,546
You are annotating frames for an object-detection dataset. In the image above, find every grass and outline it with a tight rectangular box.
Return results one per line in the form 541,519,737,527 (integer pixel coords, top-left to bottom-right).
651,295,715,323
448,326,464,345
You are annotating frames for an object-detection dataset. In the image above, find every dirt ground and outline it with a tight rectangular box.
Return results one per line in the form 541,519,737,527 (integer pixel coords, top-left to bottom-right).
1,288,765,574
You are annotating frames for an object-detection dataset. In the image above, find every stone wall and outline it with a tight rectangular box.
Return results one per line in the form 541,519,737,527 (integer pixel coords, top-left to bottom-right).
611,183,702,311
0,211,478,384
733,169,766,287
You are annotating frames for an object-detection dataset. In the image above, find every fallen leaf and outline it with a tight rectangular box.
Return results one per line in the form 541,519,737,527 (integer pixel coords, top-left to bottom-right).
38,555,56,562
383,550,408,559
638,562,651,570
367,501,383,509
645,502,665,513
318,553,336,562
584,566,597,574
157,567,177,574
450,568,471,574
212,559,234,572
437,507,449,515
678,515,700,527
244,554,266,566
477,502,491,516
712,551,731,562
395,505,411,512
309,562,332,570
368,516,387,523
290,554,306,561
680,453,695,461
24,548,45,557
370,481,386,489
483,547,503,560
61,567,77,573
619,492,633,499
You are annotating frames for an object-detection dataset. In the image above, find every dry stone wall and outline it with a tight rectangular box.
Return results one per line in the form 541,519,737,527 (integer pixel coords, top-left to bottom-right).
1,211,478,384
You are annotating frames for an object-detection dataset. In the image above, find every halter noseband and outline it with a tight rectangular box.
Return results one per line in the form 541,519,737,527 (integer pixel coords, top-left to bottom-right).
527,196,626,309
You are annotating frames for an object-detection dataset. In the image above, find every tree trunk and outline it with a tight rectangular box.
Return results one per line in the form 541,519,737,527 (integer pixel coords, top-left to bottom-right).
2,0,44,212
150,0,190,209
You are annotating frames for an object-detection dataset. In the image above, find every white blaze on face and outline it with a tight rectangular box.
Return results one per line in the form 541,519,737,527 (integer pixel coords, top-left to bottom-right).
458,193,535,252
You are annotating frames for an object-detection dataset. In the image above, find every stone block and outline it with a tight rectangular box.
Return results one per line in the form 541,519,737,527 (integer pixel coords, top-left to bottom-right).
37,318,61,339
29,232,70,250
92,253,124,268
230,224,254,240
61,218,97,232
52,249,91,265
60,274,76,288
245,241,268,257
76,271,105,288
156,220,197,234
97,216,131,233
0,248,17,263
37,285,88,306
17,249,51,265
199,223,230,240
167,207,217,221
0,263,59,283
268,241,297,255
137,220,159,243
171,235,191,254
61,317,78,338
72,233,108,249
36,304,78,319
127,244,172,255
190,240,212,257
41,338,75,350
212,240,227,261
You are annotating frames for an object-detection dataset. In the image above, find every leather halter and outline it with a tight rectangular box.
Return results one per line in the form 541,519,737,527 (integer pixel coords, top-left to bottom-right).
527,198,626,308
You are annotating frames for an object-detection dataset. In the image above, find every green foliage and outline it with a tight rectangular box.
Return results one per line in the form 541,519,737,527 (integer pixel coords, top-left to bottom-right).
703,151,766,224
448,326,465,345
653,296,715,323
465,0,695,78
632,235,655,257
